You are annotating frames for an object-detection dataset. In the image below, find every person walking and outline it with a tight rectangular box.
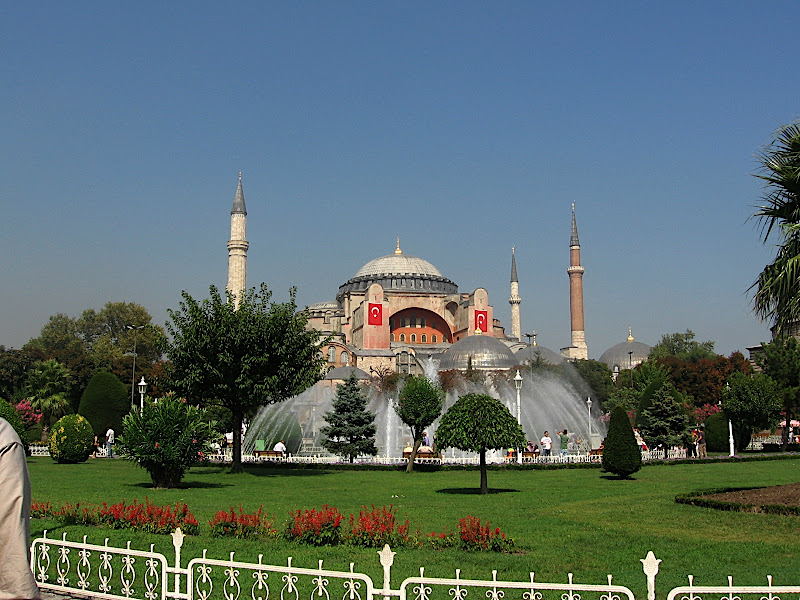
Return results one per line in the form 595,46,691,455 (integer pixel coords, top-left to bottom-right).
105,425,115,458
559,429,569,456
697,428,707,458
540,431,552,457
0,417,42,600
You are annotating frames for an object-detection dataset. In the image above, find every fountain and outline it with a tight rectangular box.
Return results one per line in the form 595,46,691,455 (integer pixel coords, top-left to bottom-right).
244,359,606,459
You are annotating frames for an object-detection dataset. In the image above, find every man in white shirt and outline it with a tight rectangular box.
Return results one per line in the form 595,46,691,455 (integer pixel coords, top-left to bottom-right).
540,431,553,457
105,426,115,458
273,440,287,456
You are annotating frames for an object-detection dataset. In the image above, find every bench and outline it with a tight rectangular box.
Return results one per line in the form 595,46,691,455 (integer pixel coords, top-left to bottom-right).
403,451,440,460
254,450,285,459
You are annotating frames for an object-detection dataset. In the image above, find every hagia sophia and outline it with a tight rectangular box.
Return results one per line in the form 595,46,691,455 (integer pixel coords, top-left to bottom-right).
225,173,652,375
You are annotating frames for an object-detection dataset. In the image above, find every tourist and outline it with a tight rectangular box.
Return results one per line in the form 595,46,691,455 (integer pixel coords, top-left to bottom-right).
0,417,41,600
91,433,99,458
105,425,115,458
687,429,698,458
526,440,535,453
697,428,707,458
540,431,552,456
423,431,431,447
273,439,287,456
559,429,569,456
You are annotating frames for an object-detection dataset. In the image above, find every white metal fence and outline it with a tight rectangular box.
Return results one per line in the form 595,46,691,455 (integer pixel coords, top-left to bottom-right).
30,528,796,600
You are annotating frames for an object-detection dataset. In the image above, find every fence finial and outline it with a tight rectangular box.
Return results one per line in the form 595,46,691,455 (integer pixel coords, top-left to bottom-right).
641,551,661,600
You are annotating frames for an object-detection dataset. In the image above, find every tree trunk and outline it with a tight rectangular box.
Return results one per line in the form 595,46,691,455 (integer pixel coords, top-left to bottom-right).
231,410,243,473
406,438,422,473
479,448,488,494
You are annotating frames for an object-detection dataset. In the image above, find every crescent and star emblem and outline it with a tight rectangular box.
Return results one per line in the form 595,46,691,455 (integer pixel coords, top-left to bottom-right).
371,307,380,318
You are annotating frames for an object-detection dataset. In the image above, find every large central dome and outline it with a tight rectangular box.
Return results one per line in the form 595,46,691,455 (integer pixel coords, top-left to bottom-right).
355,254,442,278
337,242,458,298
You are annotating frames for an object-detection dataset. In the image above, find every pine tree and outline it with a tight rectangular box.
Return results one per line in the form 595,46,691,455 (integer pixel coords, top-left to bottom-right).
321,374,377,463
602,405,642,478
639,386,691,450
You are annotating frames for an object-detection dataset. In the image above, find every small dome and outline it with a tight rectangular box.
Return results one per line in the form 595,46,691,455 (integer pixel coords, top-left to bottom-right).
599,337,652,370
354,254,442,278
324,366,370,381
308,301,340,310
514,345,564,365
438,335,518,371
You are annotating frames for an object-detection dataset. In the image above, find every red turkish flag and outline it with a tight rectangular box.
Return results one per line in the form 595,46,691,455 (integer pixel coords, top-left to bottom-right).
368,303,383,325
475,310,488,332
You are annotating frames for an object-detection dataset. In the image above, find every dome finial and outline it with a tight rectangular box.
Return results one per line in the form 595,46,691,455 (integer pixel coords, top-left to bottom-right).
395,236,402,254
627,326,635,343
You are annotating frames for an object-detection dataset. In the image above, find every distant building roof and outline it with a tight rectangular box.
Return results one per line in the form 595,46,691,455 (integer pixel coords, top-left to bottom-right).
438,335,517,370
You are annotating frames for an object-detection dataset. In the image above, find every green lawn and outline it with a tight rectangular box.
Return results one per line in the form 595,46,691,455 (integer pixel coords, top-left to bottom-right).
27,457,800,598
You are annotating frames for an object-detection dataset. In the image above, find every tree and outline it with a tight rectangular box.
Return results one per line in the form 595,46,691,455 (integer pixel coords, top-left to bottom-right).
395,375,444,472
0,346,37,403
570,360,615,409
656,352,752,409
750,121,800,336
639,386,691,450
756,336,800,450
320,374,377,463
162,284,326,472
25,359,72,441
601,406,642,478
648,330,716,362
78,371,130,436
721,372,782,452
435,393,525,494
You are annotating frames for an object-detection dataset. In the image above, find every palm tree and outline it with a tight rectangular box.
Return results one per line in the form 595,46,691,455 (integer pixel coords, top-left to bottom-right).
25,359,72,441
750,121,800,335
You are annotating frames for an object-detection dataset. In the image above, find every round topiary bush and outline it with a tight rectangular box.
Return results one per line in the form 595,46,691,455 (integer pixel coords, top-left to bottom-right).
49,414,94,463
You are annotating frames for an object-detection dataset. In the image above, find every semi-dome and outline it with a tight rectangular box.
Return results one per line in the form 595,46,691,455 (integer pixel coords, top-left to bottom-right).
307,301,340,310
337,241,458,298
324,366,370,381
438,335,518,371
599,330,651,370
514,345,564,365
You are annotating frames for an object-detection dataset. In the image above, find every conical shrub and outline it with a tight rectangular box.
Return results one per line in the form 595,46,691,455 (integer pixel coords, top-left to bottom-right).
602,405,642,478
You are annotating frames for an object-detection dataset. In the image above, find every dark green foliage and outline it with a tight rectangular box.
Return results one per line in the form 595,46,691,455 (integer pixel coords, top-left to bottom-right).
321,374,377,463
435,393,525,493
0,347,36,404
48,414,94,463
118,395,218,488
648,330,717,362
601,406,642,478
0,398,26,442
639,386,691,450
571,360,615,408
78,371,130,435
162,284,326,472
704,412,730,452
756,336,800,449
395,375,444,471
722,372,782,451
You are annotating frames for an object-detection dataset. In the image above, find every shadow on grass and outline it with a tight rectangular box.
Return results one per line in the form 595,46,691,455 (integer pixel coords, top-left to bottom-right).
126,481,233,489
436,488,521,495
241,466,332,477
599,475,638,481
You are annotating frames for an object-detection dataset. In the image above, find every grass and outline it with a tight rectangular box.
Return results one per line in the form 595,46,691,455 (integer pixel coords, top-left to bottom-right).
27,456,800,598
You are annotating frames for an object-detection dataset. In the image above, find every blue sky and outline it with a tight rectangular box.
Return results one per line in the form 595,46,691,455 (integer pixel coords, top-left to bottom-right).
2,2,798,358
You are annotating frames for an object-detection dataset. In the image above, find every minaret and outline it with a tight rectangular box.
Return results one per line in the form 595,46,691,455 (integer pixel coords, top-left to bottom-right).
226,172,249,308
509,246,521,341
564,203,588,359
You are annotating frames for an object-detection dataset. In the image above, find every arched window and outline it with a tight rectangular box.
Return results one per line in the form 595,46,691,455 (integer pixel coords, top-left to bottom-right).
421,317,426,328
390,333,395,342
432,335,437,343
421,334,427,343
327,347,336,362
341,352,349,365
400,334,405,342
411,334,416,343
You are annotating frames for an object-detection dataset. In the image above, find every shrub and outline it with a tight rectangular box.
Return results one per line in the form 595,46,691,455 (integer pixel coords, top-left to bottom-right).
601,405,642,478
705,411,730,453
458,516,514,552
286,505,344,546
348,505,409,547
0,398,27,443
78,371,130,436
118,396,217,488
209,505,277,539
48,414,94,463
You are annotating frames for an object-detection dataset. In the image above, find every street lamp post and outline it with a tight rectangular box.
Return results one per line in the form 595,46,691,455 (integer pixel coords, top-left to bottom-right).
514,370,523,464
126,325,146,411
524,331,536,381
138,377,147,414
586,397,593,451
723,383,735,457
628,350,634,386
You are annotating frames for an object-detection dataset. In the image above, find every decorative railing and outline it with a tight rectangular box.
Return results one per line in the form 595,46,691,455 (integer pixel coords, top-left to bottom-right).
32,529,797,600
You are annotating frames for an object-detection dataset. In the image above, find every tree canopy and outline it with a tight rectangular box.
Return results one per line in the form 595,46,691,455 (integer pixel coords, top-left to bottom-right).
722,372,782,451
750,121,800,335
435,393,525,494
321,374,377,463
162,284,326,472
756,336,800,449
648,330,716,362
395,375,444,472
